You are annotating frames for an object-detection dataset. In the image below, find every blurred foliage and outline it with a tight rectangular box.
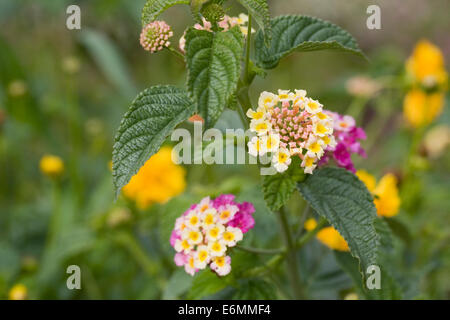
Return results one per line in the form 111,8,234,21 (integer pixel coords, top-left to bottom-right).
0,0,448,300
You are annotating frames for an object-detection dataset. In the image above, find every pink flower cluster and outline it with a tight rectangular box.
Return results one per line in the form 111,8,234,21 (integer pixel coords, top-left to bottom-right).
170,195,255,276
179,14,251,53
139,21,173,53
318,112,367,172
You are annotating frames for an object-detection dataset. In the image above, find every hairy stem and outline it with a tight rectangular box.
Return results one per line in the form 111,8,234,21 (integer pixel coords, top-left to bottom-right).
166,46,185,62
277,206,304,299
244,14,252,84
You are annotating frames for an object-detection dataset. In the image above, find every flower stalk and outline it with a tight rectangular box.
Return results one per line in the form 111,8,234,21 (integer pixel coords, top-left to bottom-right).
277,206,304,299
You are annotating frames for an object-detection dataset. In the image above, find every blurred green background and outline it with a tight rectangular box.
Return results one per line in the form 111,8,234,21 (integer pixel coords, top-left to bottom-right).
0,0,448,299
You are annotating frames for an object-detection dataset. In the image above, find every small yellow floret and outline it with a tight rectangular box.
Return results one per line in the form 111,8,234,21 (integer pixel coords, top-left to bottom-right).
40,155,64,178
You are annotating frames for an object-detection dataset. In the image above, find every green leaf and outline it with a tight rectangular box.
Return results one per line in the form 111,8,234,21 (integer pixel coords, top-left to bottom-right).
236,0,271,43
297,167,379,280
185,26,244,127
335,218,404,300
141,0,190,26
384,217,412,244
112,85,196,197
334,251,367,297
187,269,230,299
163,269,194,299
262,158,304,211
79,29,136,98
254,15,365,69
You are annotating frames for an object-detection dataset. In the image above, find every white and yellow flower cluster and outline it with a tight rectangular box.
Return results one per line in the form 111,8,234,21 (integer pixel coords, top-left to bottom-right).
247,90,335,174
171,197,243,276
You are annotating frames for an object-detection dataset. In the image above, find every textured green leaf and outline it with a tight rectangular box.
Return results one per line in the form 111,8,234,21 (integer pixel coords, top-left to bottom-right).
237,0,271,42
372,218,404,299
334,251,367,297
185,26,244,127
112,86,196,196
297,167,379,279
262,158,304,211
255,15,365,69
335,218,404,299
141,0,190,26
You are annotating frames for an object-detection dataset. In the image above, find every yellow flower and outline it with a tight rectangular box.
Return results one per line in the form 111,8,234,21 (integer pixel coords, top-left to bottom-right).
406,40,448,88
423,125,450,159
8,80,27,97
356,170,401,217
9,284,27,300
304,218,349,252
344,293,359,300
403,89,445,128
122,146,186,209
39,155,64,178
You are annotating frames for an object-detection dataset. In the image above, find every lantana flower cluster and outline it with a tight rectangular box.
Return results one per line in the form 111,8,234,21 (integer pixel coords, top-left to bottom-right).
247,89,335,174
170,195,255,276
179,14,254,53
140,21,173,53
318,112,367,173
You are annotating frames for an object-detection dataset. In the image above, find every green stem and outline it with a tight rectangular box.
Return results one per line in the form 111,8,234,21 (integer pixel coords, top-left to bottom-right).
166,46,185,62
296,217,327,249
65,76,83,207
114,232,165,288
44,180,61,248
237,102,249,129
241,254,284,277
237,88,253,114
346,96,368,121
244,14,252,84
277,207,304,299
236,14,255,126
295,203,310,238
236,245,285,255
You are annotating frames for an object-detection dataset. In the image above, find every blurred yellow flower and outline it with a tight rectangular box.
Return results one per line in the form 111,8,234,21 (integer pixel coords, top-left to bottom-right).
344,292,359,300
424,125,450,159
403,89,444,128
346,76,381,97
8,284,27,300
304,218,349,252
122,146,186,209
107,207,131,228
406,40,448,88
8,80,27,97
62,56,81,74
356,170,401,217
39,154,64,178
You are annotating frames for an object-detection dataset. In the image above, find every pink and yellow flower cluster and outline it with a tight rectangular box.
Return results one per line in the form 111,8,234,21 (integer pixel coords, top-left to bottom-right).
170,195,255,276
318,112,367,173
140,21,173,53
247,90,335,174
